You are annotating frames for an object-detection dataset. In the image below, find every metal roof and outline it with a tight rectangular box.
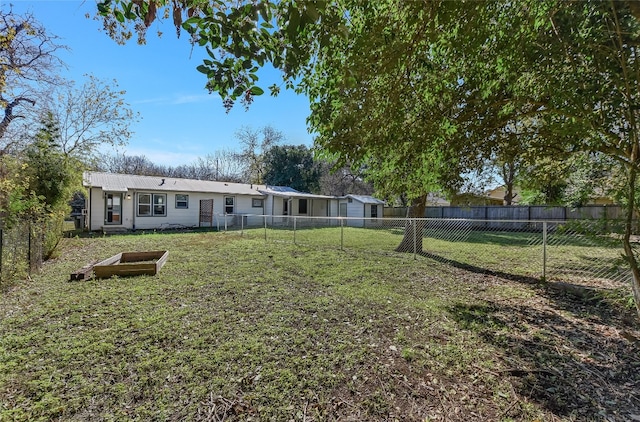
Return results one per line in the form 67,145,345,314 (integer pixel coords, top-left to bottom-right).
259,186,336,200
83,172,266,196
343,194,386,205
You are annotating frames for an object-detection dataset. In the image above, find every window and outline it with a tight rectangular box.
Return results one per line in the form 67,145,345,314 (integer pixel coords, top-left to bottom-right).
175,194,189,209
299,198,308,214
371,204,378,218
224,196,235,214
138,193,167,217
348,197,353,203
153,194,166,216
138,194,151,216
252,198,263,208
105,193,122,224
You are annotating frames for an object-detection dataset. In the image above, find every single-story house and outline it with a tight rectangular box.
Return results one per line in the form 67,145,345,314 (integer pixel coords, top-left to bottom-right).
260,186,338,217
259,185,340,226
83,172,375,231
83,171,267,231
338,194,386,227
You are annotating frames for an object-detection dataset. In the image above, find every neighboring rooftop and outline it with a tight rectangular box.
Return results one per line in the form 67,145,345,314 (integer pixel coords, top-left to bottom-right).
344,194,386,205
258,186,337,200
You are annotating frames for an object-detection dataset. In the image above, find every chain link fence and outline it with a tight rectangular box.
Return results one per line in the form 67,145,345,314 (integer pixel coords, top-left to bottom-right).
226,215,631,287
0,220,56,290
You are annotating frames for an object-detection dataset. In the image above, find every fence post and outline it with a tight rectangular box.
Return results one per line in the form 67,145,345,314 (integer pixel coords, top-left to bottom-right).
413,218,417,260
340,217,344,250
542,221,547,281
264,215,267,242
241,215,244,237
28,222,32,275
0,228,3,281
293,216,297,244
224,214,228,232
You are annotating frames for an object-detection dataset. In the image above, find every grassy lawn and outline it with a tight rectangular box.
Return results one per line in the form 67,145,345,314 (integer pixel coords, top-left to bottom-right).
1,231,639,421
248,226,628,285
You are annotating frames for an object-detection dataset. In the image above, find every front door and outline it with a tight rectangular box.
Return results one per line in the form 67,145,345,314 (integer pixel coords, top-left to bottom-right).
105,193,122,225
199,199,214,227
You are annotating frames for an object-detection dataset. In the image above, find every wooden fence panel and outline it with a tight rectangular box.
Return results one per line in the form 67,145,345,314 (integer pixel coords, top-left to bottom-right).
390,205,628,221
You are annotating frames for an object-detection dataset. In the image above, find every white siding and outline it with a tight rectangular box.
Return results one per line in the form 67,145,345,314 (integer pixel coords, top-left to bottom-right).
347,200,365,218
312,199,327,216
89,188,265,230
329,200,339,217
132,191,210,230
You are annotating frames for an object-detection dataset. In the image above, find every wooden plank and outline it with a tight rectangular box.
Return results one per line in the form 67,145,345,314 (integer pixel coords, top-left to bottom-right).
95,263,157,278
95,253,122,267
69,260,99,281
94,251,168,279
155,250,169,272
120,251,166,263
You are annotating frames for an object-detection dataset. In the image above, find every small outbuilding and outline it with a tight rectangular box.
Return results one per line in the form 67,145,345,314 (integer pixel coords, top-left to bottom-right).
338,195,386,227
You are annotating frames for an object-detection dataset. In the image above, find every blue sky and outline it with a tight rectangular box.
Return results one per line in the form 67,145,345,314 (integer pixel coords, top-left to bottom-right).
7,0,314,166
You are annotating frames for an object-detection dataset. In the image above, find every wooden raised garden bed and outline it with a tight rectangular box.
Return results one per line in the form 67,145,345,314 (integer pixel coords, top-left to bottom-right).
93,250,169,279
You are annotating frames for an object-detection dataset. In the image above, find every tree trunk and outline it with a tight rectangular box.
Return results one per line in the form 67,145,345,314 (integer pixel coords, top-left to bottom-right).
395,194,427,253
622,165,640,318
502,162,516,205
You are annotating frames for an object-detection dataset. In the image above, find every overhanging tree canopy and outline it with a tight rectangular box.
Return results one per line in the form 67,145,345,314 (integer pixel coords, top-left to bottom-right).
97,0,640,315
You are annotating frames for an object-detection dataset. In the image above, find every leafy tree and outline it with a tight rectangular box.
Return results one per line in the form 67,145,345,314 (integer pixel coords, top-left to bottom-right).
22,112,78,212
49,75,138,161
263,144,319,192
0,8,66,148
233,125,283,184
317,161,374,196
0,155,43,229
97,0,640,315
176,150,244,182
562,153,620,207
93,152,161,175
20,112,81,256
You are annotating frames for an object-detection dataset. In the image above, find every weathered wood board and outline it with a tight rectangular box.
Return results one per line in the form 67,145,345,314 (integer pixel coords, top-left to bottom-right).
93,250,168,279
69,260,99,281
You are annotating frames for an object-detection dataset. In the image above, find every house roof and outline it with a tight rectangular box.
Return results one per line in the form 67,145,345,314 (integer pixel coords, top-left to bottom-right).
83,172,266,196
259,186,336,200
426,193,450,206
343,194,386,205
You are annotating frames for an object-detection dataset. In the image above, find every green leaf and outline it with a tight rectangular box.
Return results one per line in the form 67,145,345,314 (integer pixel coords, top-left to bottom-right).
287,7,300,38
305,4,319,22
97,1,110,15
258,2,270,22
233,86,245,97
196,65,209,74
124,2,135,20
114,10,125,23
250,86,265,96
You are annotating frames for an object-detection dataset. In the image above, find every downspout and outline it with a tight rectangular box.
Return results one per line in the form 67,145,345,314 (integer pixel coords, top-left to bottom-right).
131,190,136,230
88,188,92,231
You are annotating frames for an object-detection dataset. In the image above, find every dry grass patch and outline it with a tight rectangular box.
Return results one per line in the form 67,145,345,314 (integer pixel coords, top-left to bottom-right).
0,231,639,421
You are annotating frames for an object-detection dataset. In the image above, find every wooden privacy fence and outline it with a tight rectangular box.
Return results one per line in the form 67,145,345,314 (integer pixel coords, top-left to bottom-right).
384,205,626,220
